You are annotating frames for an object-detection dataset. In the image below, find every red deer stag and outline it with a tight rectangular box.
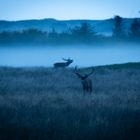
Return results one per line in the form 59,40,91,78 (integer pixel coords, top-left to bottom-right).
54,58,73,68
74,66,94,95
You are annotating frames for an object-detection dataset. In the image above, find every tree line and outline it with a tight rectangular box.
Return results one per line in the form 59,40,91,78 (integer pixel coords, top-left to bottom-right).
113,16,140,40
0,16,140,45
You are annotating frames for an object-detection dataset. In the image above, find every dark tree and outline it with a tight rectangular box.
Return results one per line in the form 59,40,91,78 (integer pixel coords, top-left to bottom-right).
21,29,47,44
49,27,58,39
48,27,60,44
71,22,96,42
130,18,140,38
113,15,124,38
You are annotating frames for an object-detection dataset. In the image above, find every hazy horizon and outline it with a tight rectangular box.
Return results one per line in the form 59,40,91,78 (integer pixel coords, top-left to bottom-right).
1,16,140,22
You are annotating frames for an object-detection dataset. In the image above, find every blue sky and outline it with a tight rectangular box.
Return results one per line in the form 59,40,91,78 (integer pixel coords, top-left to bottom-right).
0,0,140,20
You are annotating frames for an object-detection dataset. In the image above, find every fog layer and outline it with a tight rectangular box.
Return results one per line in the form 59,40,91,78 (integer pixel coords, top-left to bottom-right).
0,45,140,67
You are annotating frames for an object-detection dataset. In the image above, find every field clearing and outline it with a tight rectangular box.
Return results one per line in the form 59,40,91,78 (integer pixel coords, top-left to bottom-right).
0,63,140,140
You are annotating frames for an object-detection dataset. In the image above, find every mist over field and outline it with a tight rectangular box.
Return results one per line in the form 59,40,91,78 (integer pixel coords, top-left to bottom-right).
0,44,140,67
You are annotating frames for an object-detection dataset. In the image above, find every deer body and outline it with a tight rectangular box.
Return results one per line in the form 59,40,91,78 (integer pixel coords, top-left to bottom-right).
74,67,94,94
82,78,92,93
54,58,73,68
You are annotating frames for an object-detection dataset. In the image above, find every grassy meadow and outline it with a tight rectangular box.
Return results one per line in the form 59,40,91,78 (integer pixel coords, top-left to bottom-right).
0,63,140,140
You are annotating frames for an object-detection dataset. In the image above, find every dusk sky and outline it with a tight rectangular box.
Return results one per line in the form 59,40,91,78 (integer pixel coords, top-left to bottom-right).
0,0,140,21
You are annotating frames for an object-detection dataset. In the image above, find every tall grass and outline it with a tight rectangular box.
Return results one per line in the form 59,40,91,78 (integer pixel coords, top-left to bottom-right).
0,65,140,140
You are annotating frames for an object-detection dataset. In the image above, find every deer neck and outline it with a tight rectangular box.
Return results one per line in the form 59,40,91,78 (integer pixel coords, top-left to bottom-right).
66,61,71,66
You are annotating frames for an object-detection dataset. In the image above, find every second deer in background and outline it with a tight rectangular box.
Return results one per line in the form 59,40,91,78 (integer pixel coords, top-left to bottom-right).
54,58,73,68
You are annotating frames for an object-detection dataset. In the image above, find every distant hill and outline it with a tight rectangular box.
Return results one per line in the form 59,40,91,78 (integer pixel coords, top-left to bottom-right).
0,18,138,36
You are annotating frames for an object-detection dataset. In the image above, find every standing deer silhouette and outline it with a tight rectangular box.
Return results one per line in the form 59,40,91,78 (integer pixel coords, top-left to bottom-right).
54,58,73,68
74,66,94,95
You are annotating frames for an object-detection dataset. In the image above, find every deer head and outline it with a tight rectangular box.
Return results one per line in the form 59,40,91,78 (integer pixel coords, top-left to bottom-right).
74,66,94,94
62,58,73,64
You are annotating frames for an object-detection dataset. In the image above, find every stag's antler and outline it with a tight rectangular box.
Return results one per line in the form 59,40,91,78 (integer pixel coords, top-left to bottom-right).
74,66,83,79
74,66,94,79
86,67,94,77
62,58,68,61
62,58,70,61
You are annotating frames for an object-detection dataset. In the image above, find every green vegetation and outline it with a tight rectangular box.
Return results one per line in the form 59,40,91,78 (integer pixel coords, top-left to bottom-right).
0,63,140,140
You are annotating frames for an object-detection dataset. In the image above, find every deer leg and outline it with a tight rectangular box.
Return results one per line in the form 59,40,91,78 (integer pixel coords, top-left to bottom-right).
89,81,92,94
83,88,85,96
82,82,85,95
83,91,86,96
89,86,92,94
83,86,86,96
